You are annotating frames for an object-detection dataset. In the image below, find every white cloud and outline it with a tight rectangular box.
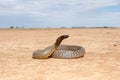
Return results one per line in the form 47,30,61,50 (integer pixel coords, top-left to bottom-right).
0,0,120,27
0,0,119,16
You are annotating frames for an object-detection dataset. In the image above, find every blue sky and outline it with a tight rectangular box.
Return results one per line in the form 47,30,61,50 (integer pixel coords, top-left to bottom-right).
0,0,120,28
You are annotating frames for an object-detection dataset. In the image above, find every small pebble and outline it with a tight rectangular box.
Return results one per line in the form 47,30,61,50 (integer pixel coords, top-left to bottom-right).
113,44,117,46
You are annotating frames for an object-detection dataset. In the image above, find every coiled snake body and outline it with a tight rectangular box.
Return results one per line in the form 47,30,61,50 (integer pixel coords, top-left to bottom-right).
32,35,85,59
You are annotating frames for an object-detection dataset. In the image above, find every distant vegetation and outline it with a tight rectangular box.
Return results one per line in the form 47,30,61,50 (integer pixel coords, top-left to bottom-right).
10,26,24,29
9,26,118,29
10,26,14,29
70,26,116,28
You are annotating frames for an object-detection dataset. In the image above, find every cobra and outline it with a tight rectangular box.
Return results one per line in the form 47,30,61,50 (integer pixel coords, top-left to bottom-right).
32,35,85,59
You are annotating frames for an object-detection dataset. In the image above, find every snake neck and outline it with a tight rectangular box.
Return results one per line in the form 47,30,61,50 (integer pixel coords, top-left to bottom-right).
54,35,69,49
46,35,69,58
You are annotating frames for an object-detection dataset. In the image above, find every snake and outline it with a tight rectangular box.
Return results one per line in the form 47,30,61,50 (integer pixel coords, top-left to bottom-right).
32,35,85,59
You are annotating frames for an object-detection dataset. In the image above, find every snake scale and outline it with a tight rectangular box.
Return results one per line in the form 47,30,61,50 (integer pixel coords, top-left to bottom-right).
32,35,85,59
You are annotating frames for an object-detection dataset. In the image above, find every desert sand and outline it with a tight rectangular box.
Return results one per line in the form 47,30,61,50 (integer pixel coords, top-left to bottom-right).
0,28,120,80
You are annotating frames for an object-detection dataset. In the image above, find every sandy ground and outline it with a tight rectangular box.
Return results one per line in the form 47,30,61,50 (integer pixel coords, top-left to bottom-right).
0,28,120,80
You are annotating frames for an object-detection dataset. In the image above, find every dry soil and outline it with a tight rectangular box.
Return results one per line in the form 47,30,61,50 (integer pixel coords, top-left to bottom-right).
0,28,120,80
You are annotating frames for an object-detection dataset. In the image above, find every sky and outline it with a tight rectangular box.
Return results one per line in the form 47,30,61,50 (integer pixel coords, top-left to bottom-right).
0,0,120,28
